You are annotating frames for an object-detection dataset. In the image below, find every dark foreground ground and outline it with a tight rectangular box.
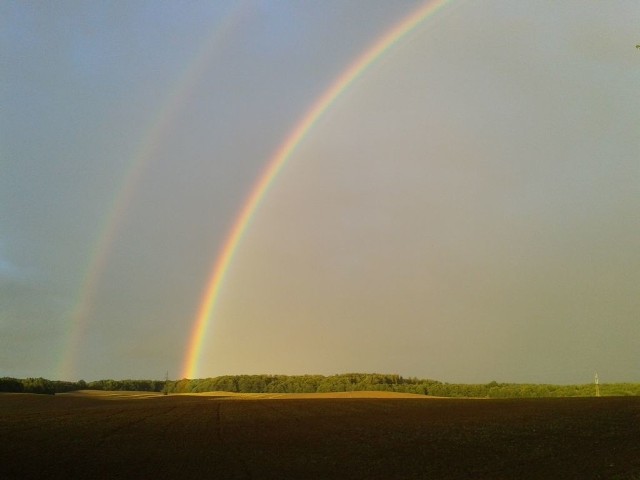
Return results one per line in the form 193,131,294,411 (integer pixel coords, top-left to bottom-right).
1,392,639,479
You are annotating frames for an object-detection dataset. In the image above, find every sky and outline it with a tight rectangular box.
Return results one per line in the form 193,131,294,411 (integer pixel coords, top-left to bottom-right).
2,1,639,384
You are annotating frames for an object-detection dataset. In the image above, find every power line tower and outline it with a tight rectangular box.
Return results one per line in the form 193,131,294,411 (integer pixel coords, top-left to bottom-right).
594,371,600,397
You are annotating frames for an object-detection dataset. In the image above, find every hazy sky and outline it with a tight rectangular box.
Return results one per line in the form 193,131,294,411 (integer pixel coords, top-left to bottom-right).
2,1,639,384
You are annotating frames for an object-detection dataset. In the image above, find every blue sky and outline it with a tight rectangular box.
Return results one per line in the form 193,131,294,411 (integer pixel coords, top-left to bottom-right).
2,1,639,383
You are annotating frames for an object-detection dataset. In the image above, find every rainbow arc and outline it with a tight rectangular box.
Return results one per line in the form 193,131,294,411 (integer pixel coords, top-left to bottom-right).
182,0,452,379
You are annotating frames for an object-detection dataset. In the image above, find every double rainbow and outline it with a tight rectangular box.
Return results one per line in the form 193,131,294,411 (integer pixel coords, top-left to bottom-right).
57,3,250,380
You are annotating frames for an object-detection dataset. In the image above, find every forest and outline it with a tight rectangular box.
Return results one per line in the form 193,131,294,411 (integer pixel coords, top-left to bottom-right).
2,374,640,397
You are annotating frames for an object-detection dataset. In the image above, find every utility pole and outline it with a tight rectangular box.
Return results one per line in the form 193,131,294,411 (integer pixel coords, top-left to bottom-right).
163,371,169,395
594,371,600,397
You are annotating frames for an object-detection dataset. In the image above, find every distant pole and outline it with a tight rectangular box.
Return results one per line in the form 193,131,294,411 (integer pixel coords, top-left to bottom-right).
164,371,169,395
594,372,600,397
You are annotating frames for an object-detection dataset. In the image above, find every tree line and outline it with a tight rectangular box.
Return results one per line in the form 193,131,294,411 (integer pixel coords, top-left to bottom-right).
2,374,639,397
0,377,164,395
164,374,640,397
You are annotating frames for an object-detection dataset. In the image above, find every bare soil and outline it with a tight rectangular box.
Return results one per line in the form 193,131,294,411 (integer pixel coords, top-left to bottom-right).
1,391,639,479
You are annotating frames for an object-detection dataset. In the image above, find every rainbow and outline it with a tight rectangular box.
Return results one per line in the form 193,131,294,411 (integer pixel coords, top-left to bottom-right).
182,0,453,379
56,4,250,380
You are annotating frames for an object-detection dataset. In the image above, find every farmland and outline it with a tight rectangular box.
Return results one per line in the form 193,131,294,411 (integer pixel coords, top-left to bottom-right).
2,391,639,479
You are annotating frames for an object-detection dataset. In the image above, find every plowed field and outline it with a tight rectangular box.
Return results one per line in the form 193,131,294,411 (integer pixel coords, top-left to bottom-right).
2,392,639,479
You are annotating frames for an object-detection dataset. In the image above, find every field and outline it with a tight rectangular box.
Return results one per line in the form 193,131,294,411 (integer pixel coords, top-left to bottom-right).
2,391,639,479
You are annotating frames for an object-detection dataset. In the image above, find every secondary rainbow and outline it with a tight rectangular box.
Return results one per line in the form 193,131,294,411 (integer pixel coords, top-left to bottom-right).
182,0,453,379
56,4,250,380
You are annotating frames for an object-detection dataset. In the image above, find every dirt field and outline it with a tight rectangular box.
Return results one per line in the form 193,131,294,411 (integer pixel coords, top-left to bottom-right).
1,391,639,479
